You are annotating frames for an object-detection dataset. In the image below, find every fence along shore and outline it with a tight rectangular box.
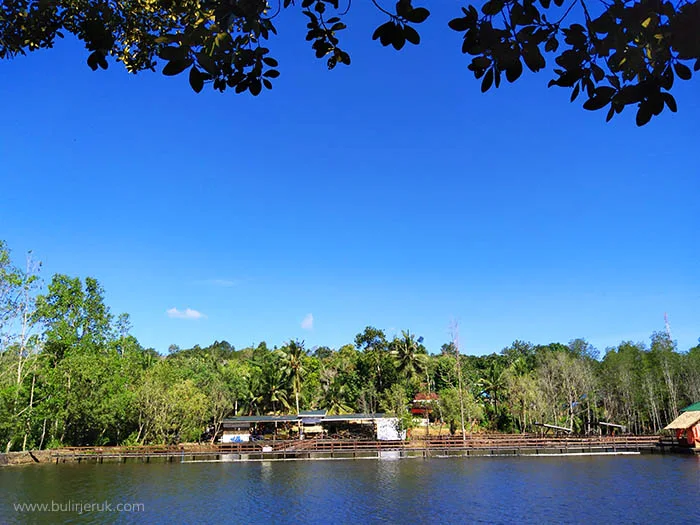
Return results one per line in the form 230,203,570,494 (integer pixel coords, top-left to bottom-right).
29,434,691,464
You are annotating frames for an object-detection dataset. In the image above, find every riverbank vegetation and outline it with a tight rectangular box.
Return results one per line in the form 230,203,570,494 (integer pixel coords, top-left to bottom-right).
1,240,698,451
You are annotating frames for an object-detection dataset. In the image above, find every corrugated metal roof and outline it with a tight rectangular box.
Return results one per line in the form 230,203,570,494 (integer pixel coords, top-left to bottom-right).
324,413,387,421
680,402,700,413
223,415,298,424
223,413,391,424
664,411,700,430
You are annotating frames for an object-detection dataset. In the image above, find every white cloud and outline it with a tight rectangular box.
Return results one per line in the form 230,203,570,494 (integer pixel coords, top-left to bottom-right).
167,307,206,320
301,313,314,330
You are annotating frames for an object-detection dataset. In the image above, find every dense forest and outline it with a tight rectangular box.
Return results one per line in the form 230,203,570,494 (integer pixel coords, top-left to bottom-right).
1,240,699,451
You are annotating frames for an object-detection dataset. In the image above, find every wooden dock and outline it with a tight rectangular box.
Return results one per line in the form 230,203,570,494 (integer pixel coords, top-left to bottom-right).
47,435,671,464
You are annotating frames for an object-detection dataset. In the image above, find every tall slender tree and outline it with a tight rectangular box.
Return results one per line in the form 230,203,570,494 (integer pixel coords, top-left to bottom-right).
278,340,306,415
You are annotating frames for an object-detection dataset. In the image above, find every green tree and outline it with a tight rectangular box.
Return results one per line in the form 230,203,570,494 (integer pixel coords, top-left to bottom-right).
312,345,333,359
380,383,413,431
135,361,208,444
278,339,306,415
650,331,681,420
599,341,647,432
34,275,113,360
438,386,483,435
4,238,699,448
320,366,353,415
479,360,507,415
262,364,291,414
221,359,251,416
535,347,595,432
391,330,428,385
355,326,389,353
31,275,119,446
502,360,543,433
0,241,42,452
355,326,393,393
682,341,700,404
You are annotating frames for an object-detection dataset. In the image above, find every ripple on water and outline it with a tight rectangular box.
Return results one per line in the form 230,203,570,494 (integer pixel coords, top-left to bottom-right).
1,455,699,524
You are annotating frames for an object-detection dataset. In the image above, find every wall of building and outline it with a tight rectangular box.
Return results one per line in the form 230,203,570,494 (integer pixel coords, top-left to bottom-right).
376,418,406,441
221,432,251,443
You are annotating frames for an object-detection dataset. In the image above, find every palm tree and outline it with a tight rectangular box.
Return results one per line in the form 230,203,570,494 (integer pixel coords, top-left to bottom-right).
479,362,506,414
262,366,290,415
278,340,306,415
242,373,264,415
320,367,352,415
392,330,428,383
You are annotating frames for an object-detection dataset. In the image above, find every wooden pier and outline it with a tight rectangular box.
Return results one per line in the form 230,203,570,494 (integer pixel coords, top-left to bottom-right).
47,435,669,464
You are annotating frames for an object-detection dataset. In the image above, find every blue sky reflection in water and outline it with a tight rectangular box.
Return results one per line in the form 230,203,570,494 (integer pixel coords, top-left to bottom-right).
0,2,698,354
1,456,699,524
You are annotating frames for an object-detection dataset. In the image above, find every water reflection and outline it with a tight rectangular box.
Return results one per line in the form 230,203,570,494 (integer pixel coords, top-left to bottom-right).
0,456,698,524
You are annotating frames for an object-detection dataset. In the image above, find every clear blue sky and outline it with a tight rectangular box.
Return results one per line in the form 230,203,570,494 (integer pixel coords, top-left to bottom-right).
1,5,698,355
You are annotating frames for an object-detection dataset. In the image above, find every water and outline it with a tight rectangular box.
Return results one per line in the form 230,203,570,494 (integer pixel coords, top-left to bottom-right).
1,455,698,524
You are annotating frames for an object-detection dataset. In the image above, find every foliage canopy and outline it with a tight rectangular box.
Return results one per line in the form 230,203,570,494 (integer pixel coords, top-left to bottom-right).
1,0,698,125
2,238,700,450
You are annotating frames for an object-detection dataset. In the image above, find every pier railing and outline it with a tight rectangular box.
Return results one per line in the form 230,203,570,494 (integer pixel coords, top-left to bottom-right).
411,435,660,450
48,434,661,461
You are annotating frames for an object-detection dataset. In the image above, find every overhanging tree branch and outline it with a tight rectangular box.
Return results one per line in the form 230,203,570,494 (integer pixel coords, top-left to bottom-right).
0,0,697,124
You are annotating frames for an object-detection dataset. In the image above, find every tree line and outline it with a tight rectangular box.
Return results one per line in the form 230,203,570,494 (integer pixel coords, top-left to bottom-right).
1,239,698,451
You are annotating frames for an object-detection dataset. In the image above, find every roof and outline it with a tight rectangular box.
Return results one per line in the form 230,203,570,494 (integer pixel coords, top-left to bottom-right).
224,413,391,425
324,413,387,422
664,411,700,430
299,410,327,417
680,402,700,413
223,415,298,424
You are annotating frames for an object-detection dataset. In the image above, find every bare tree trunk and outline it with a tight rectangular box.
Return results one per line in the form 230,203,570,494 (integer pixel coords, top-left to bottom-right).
451,323,467,442
8,255,39,453
38,418,47,450
662,356,679,421
22,373,36,451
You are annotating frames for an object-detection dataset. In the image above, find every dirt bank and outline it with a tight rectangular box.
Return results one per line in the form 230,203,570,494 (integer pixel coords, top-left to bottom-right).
0,450,53,467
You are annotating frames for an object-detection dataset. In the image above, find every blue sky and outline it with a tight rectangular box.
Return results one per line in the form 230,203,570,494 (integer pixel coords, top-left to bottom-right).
1,4,698,355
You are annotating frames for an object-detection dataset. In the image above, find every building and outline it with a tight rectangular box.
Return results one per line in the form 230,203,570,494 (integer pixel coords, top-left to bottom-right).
411,392,439,422
220,415,297,443
220,412,405,442
220,419,252,443
323,414,405,441
664,402,700,448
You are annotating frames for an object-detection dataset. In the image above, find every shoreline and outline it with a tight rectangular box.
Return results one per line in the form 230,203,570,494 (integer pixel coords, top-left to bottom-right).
4,435,697,467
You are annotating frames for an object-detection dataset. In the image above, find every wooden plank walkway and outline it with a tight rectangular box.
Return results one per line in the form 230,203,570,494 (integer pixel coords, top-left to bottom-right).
48,435,665,463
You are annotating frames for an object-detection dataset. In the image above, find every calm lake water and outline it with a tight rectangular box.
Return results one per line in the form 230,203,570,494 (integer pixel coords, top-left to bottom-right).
1,455,698,524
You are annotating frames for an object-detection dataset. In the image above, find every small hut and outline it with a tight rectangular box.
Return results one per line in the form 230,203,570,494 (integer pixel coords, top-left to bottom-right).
411,392,439,421
664,402,700,448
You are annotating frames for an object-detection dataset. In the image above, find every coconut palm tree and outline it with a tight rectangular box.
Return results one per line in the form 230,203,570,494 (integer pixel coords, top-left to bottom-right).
320,367,353,415
479,362,506,414
391,330,428,383
262,365,291,415
278,340,306,415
